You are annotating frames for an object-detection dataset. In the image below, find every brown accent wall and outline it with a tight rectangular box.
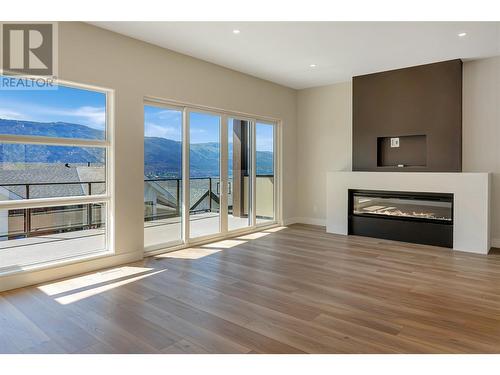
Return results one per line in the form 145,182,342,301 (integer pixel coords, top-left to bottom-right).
352,59,463,172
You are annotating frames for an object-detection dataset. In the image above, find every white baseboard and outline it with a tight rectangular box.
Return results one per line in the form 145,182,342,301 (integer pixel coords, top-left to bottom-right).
491,238,500,248
283,217,326,227
283,217,299,225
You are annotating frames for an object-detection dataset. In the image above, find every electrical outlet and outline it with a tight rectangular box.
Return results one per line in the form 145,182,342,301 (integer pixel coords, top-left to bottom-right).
390,137,400,148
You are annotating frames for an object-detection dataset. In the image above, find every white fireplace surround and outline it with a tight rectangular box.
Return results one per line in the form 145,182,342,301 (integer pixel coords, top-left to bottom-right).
326,172,491,254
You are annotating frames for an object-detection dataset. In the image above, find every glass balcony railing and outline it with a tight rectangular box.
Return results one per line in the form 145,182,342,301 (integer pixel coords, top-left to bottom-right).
144,175,274,223
0,181,106,241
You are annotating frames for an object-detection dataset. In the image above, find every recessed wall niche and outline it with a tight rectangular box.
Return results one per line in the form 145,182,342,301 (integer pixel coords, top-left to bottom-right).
352,59,462,172
377,135,427,168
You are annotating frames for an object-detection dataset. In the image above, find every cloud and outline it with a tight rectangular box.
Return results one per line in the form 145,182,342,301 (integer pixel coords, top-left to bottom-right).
0,108,30,121
48,106,106,129
155,109,182,121
145,122,181,140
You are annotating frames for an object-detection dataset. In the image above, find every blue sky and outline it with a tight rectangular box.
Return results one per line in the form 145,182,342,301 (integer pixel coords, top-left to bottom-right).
144,105,183,141
145,106,274,151
190,112,220,144
0,79,106,131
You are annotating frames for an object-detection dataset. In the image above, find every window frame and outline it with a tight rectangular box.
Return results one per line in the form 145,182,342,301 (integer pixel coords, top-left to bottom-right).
0,77,114,270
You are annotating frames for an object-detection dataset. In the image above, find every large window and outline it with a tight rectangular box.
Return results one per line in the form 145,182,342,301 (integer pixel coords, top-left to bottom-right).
0,77,111,273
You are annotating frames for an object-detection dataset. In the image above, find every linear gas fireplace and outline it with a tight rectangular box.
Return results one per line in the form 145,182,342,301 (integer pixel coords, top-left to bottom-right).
348,189,453,247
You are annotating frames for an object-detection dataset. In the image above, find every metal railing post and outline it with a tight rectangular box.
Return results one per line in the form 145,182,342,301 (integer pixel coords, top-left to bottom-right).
208,177,212,212
176,178,180,216
25,184,31,237
87,182,92,228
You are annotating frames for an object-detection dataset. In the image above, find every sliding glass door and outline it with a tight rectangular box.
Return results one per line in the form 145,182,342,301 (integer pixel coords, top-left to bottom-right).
255,122,275,224
144,104,183,248
227,118,252,231
188,111,221,239
143,102,277,251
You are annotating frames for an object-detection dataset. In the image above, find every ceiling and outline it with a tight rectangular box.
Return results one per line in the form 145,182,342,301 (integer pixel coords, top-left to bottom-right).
91,22,500,89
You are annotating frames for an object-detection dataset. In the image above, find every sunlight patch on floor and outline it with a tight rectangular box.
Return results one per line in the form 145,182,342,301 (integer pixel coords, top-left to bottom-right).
202,239,247,249
236,231,272,240
153,227,283,259
156,247,222,260
38,266,157,296
265,226,287,233
54,269,165,305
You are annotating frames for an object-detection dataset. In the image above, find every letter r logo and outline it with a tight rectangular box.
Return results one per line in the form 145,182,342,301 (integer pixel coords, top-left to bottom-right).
1,23,54,76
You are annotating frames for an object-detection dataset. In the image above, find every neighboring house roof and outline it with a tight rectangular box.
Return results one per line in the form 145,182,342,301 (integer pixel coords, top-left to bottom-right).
0,164,105,199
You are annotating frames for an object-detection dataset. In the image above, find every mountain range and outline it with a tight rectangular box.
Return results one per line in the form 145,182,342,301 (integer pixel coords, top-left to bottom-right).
0,118,273,178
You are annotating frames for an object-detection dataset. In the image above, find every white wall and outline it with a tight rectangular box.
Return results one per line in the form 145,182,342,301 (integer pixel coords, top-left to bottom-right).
0,22,297,291
463,57,500,245
295,82,352,224
296,56,500,243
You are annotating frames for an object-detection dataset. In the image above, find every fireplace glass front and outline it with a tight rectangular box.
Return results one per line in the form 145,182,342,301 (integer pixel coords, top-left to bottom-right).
348,189,454,247
352,192,452,223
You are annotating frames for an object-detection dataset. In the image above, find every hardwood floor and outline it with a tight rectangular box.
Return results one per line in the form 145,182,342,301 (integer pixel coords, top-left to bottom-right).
2,224,500,353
